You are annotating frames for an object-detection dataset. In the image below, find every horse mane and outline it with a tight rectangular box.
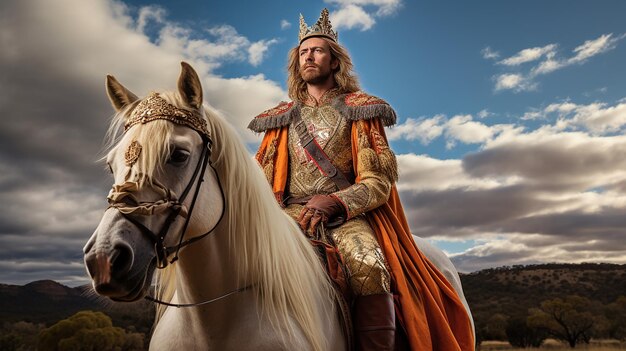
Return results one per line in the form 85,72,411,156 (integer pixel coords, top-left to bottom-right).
106,91,336,351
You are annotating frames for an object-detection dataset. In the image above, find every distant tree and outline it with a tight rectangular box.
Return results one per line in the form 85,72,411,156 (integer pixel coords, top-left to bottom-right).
528,296,595,348
605,296,626,340
38,310,144,351
506,316,546,348
484,313,508,341
0,321,44,351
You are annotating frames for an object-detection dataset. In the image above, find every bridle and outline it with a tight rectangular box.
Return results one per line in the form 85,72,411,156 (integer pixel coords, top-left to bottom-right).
108,134,222,267
107,132,248,307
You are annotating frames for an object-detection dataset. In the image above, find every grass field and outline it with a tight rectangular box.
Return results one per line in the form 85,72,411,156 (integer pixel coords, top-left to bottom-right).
479,339,626,350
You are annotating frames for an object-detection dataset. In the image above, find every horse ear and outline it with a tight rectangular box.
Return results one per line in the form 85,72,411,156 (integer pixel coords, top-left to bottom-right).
105,75,139,112
177,62,203,109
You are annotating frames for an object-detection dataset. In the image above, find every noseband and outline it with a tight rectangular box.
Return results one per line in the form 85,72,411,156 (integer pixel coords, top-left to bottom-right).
108,134,225,269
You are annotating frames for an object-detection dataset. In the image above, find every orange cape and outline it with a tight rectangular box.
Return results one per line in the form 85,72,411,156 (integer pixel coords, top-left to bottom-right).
255,118,475,351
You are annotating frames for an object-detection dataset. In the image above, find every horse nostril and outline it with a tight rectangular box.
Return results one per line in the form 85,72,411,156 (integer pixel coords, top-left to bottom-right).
111,242,134,277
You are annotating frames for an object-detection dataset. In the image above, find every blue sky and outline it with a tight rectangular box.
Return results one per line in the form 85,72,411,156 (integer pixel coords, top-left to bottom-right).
1,0,626,285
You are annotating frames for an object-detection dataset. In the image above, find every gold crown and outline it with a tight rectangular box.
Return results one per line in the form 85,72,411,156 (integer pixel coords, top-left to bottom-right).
126,92,210,137
299,8,338,44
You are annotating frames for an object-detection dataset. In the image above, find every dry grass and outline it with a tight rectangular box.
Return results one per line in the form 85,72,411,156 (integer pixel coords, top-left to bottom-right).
479,339,626,350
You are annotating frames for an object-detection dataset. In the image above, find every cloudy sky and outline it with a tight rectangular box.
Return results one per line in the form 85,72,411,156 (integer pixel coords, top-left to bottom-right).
1,0,625,286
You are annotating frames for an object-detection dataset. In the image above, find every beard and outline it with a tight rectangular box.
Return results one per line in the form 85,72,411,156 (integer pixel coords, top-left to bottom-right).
300,64,332,85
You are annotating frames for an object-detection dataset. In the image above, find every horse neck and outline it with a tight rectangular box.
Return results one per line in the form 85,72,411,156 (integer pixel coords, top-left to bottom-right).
173,225,242,306
153,225,264,348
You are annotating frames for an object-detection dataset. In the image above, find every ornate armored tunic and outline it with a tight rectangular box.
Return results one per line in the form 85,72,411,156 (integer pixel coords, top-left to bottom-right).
287,95,354,200
250,90,398,295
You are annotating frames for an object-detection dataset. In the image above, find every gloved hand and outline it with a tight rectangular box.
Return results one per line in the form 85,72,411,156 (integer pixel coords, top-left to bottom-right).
297,194,346,235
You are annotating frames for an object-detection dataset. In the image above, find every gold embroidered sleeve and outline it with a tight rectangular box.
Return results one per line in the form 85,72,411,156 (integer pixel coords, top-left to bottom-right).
332,121,398,219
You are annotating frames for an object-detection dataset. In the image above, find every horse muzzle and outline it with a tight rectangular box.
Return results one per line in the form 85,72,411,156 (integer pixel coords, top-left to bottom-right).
83,210,156,301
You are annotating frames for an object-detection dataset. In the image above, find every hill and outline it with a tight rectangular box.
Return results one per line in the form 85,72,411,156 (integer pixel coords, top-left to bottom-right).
460,262,626,323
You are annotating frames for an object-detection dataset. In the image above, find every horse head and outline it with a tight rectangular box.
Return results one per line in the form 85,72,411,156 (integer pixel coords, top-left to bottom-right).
83,63,224,302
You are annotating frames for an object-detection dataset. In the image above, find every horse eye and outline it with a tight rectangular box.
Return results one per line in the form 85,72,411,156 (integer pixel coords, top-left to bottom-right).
169,149,190,165
107,163,113,174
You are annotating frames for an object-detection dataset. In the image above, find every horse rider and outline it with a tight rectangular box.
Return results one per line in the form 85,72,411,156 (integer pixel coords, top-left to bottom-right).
248,8,475,351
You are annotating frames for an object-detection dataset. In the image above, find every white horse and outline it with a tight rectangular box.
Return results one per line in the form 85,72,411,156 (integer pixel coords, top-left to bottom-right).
83,62,473,350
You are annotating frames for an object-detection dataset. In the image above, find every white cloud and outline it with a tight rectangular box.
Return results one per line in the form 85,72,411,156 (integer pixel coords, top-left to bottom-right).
565,102,626,135
391,113,518,147
545,102,578,114
144,20,282,72
477,109,491,119
329,4,376,31
326,0,402,16
203,74,286,133
481,46,500,60
387,115,444,143
527,34,622,75
280,19,291,29
389,115,520,149
452,232,626,272
494,73,537,92
531,56,562,75
323,0,401,31
446,114,494,144
248,38,279,66
494,73,524,91
136,5,165,33
396,154,510,193
498,44,556,66
569,33,621,64
521,110,543,121
200,25,255,63
519,99,626,135
489,33,625,92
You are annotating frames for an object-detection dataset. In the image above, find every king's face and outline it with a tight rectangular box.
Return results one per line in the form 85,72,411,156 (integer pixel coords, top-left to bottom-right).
298,37,337,84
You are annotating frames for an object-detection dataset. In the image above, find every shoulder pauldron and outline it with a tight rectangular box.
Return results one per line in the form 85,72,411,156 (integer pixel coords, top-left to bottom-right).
248,101,300,133
333,92,396,127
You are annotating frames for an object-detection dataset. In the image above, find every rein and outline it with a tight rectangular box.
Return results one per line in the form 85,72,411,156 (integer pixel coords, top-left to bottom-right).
107,132,239,308
145,285,252,308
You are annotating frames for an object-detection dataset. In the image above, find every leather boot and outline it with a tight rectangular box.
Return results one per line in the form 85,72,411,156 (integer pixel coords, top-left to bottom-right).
354,293,395,351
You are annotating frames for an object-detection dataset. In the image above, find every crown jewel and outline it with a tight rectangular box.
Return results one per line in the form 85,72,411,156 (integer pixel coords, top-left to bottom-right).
126,92,210,137
298,8,338,44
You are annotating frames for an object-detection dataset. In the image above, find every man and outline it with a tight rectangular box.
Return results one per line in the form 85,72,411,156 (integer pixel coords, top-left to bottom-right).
248,9,474,351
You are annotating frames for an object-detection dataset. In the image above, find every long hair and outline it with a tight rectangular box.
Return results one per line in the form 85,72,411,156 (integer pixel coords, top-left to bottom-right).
287,37,360,102
106,92,335,351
